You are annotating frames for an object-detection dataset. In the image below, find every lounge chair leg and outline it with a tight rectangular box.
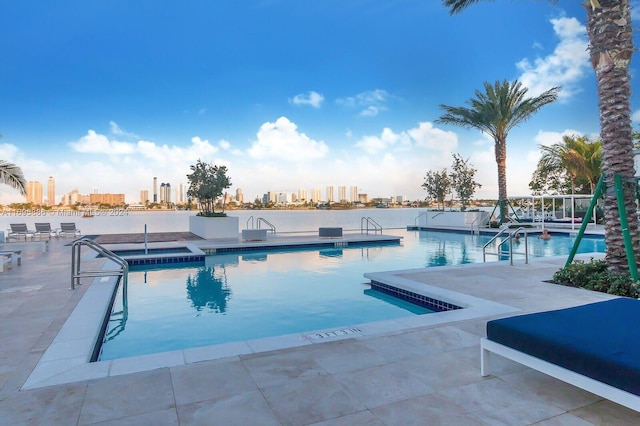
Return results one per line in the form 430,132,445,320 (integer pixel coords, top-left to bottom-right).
481,344,490,377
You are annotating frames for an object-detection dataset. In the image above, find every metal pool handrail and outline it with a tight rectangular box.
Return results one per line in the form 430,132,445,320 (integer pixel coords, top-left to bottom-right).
257,218,276,234
70,237,128,291
361,217,382,234
482,226,529,265
246,216,276,233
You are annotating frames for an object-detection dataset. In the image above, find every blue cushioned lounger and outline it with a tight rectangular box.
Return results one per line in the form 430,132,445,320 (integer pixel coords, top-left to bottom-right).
481,298,640,411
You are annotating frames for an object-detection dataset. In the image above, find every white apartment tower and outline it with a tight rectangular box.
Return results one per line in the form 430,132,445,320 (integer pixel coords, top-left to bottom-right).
311,188,321,203
350,186,358,202
338,185,346,203
140,189,149,204
326,186,334,203
298,189,308,202
47,176,55,206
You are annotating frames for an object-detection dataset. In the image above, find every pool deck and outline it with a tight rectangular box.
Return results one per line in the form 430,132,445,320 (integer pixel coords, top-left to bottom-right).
1,229,639,425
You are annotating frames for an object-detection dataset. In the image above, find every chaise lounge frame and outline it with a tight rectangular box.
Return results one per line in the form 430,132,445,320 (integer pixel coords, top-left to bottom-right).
481,298,640,412
481,337,640,411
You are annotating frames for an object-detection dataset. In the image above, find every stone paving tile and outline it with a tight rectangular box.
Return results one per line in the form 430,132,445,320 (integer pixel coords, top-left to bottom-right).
85,407,179,426
242,348,327,389
303,339,387,375
395,348,488,391
531,413,597,426
357,330,437,362
0,381,87,426
370,393,489,426
402,324,481,352
572,400,640,425
78,369,175,425
310,410,384,426
499,369,601,412
170,358,257,406
332,361,435,408
176,390,280,426
438,377,565,425
261,374,365,426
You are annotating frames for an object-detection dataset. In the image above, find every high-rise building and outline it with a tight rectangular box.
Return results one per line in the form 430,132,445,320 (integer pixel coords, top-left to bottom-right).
298,189,308,202
236,188,244,203
47,176,55,206
140,189,149,204
326,186,334,203
89,193,125,205
153,177,158,203
291,193,298,203
277,192,288,204
350,186,358,202
178,183,186,204
159,183,171,204
311,188,321,203
26,181,43,204
338,186,347,203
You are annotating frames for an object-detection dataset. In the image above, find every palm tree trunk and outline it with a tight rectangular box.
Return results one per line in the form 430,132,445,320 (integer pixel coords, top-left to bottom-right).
586,1,640,274
495,139,508,222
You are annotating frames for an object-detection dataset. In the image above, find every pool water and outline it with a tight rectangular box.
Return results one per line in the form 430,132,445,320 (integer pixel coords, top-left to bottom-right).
98,229,605,360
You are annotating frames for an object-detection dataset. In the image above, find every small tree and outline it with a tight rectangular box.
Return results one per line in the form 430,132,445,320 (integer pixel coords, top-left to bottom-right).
422,169,451,210
449,153,481,210
186,159,232,217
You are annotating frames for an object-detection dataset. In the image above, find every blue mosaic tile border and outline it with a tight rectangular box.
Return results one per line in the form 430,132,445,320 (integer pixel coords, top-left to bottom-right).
125,255,205,266
370,280,463,312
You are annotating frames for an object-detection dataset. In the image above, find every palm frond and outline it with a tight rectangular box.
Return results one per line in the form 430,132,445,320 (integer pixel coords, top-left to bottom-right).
0,160,27,195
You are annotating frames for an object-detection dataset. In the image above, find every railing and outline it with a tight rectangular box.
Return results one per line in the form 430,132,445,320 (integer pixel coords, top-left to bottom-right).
257,218,276,234
70,237,128,291
414,212,428,227
470,214,487,235
482,227,529,265
246,216,276,233
361,217,382,234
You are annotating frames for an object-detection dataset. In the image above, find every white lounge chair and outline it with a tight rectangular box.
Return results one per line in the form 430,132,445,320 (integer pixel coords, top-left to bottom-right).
7,223,35,241
58,223,81,238
34,223,57,240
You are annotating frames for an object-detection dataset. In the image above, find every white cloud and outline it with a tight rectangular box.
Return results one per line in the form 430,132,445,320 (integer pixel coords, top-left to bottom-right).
219,140,231,150
407,122,457,151
337,89,391,117
248,116,329,160
632,109,640,123
533,128,584,147
109,121,139,139
516,17,589,101
289,91,324,108
69,130,136,154
355,122,457,155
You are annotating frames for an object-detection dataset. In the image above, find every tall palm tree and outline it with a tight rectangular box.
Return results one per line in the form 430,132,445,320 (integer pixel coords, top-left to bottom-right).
538,135,602,194
442,0,639,276
436,79,559,222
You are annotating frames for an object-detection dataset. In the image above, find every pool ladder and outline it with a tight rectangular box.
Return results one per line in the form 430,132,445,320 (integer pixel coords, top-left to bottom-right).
482,227,529,265
246,216,277,233
361,217,382,234
70,237,128,290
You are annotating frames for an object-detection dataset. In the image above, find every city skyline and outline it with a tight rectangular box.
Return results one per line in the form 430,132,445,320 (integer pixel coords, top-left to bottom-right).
2,2,640,205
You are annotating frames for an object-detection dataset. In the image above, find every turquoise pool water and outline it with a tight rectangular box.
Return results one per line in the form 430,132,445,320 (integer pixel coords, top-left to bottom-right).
98,229,606,360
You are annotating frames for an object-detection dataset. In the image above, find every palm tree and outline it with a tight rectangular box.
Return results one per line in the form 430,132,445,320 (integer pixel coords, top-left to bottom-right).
442,0,639,276
0,135,27,196
538,135,602,194
436,79,559,223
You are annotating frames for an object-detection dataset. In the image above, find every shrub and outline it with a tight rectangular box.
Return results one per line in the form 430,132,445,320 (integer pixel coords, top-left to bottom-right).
553,258,640,298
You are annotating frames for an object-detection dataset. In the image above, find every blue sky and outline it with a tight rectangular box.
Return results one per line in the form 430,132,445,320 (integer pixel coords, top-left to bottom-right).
1,1,639,204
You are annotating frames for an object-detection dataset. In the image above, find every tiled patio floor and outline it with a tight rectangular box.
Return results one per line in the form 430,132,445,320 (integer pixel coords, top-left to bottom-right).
1,235,639,425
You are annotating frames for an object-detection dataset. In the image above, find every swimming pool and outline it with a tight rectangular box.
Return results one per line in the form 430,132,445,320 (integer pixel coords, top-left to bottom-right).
98,229,606,360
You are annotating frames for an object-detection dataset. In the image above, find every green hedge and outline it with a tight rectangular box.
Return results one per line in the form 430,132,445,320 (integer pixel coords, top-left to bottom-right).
553,258,640,298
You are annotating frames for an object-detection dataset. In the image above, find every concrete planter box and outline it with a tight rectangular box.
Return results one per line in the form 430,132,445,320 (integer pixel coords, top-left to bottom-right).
189,215,239,239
